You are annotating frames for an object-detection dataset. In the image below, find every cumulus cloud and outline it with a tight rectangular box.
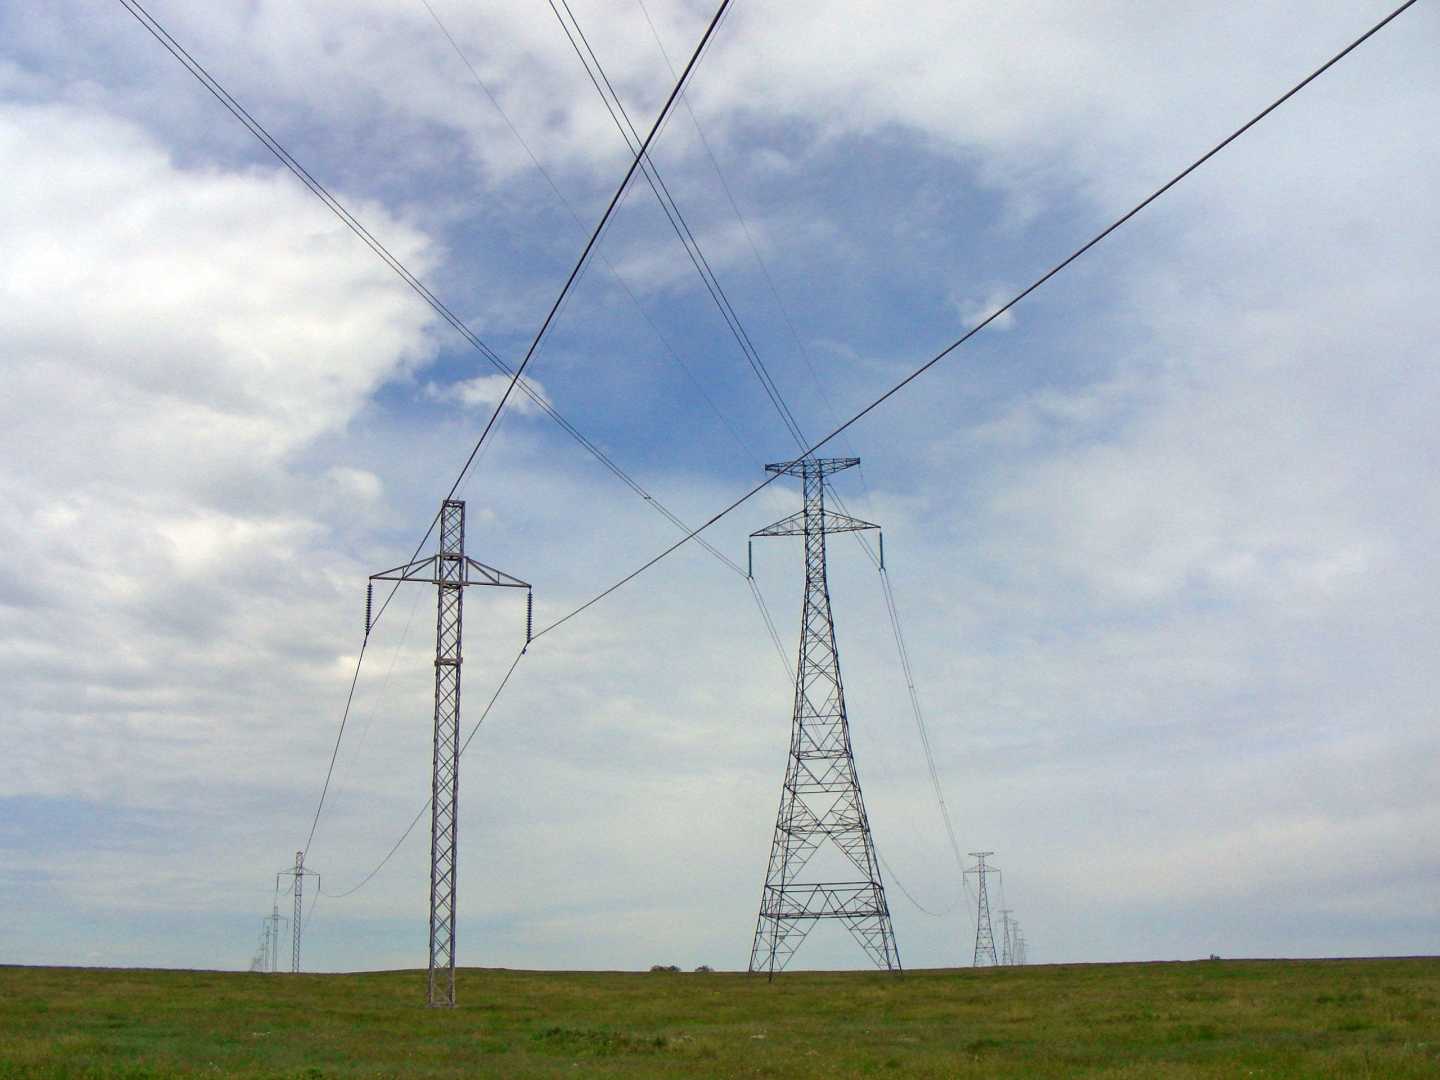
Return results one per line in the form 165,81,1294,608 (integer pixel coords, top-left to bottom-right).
424,372,549,415
0,97,440,904
955,286,1017,332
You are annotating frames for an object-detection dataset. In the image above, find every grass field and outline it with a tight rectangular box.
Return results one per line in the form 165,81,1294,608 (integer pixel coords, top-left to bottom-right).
1,958,1437,1078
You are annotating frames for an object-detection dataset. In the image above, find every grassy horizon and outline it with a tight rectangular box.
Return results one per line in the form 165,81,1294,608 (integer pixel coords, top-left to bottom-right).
2,957,1438,1077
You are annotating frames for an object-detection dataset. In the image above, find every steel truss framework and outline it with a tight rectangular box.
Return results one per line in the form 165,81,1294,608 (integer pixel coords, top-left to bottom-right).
370,499,529,1008
748,456,901,977
275,850,314,974
261,898,287,974
967,851,999,967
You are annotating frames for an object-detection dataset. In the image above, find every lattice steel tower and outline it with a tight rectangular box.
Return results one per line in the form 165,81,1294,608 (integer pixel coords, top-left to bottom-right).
255,896,288,974
748,456,900,977
370,499,529,1008
966,851,999,966
276,850,315,973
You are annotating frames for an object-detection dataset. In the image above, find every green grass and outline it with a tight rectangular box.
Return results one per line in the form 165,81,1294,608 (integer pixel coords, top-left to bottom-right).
2,958,1438,1078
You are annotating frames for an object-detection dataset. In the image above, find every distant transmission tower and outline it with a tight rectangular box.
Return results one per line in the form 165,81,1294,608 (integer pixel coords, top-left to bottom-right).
999,908,1014,966
264,897,288,974
249,921,267,973
370,498,530,1008
748,456,900,977
966,852,999,966
276,850,317,973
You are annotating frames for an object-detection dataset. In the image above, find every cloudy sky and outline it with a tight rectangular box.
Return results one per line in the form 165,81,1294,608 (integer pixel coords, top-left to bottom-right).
2,0,1437,974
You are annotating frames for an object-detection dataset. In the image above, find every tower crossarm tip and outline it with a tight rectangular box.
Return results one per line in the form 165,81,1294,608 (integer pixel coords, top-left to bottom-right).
369,555,443,584
463,557,530,589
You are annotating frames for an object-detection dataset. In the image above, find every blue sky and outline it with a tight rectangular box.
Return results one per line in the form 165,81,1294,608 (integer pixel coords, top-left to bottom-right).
1,0,1438,973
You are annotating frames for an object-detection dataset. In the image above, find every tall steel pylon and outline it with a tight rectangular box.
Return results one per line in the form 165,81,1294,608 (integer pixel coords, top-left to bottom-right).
748,456,900,977
999,908,1014,966
966,851,999,966
276,850,316,973
370,498,530,1008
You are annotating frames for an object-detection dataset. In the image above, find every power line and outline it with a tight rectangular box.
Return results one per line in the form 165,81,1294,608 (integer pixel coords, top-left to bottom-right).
879,555,967,876
878,851,964,918
418,0,793,683
117,0,744,861
323,0,733,873
321,646,526,899
633,0,844,446
430,0,740,547
547,0,809,454
527,0,1420,641
544,0,812,682
114,0,755,826
303,640,368,855
542,0,809,683
420,0,761,471
627,5,962,881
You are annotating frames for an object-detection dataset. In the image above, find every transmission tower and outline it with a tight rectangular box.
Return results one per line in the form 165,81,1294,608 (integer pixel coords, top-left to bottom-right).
999,908,1014,966
370,498,530,1008
966,852,999,966
276,850,316,973
249,920,267,973
748,456,900,977
264,897,288,974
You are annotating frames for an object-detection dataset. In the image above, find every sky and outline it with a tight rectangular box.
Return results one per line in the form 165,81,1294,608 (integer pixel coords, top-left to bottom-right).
1,0,1437,974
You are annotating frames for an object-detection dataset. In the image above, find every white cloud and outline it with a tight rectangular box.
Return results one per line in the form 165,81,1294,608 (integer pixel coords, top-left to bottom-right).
955,286,1017,332
325,467,384,504
0,98,439,818
424,372,549,415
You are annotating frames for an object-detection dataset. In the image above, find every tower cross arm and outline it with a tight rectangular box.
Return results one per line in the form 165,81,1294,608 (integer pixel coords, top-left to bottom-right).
765,456,860,478
751,508,880,538
369,556,529,589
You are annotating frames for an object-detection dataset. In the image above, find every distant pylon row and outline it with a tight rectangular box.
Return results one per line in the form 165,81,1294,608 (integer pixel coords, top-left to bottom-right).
967,852,1028,966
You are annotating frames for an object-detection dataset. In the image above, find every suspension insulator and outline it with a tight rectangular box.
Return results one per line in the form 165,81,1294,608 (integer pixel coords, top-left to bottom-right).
365,582,373,637
525,589,534,646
